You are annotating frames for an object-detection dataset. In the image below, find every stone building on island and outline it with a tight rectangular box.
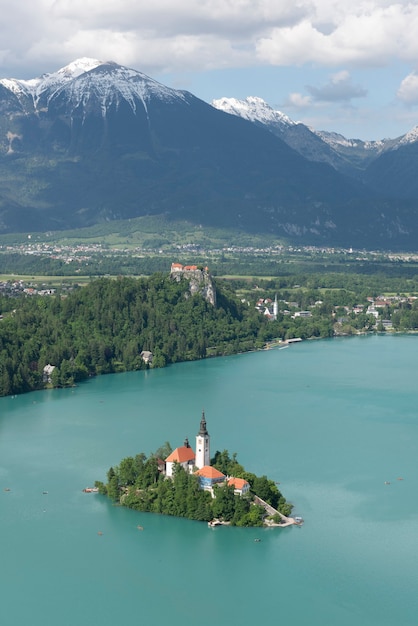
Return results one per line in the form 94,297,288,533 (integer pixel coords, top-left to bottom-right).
164,411,250,497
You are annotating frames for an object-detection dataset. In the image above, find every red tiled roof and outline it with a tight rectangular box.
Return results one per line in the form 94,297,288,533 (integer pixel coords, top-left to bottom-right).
194,465,225,479
227,477,249,490
166,446,195,463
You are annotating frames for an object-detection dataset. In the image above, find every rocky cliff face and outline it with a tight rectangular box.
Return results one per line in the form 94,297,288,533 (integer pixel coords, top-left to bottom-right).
170,263,216,306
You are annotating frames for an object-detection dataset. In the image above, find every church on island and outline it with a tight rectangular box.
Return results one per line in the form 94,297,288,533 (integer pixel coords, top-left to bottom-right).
164,412,250,497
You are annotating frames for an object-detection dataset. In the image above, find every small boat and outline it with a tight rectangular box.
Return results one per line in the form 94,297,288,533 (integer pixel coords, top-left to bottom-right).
254,538,261,542
83,487,99,493
294,516,304,524
42,491,48,495
4,487,11,492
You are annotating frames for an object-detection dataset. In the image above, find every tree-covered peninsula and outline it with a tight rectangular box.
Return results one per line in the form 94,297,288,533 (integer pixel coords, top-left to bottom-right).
95,447,293,527
0,272,273,397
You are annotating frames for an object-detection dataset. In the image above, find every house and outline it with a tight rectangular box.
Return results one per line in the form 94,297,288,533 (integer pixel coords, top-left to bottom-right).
140,350,153,365
165,438,196,478
195,465,226,491
43,364,55,383
367,306,379,319
227,477,250,496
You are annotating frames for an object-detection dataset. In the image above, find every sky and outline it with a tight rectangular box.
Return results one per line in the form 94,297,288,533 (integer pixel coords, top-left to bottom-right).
1,0,418,140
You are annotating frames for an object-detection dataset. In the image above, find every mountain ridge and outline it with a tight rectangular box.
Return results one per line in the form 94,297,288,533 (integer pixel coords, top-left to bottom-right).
212,95,418,176
0,58,416,249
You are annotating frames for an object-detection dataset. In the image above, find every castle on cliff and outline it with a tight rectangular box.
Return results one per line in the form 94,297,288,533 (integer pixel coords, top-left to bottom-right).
164,412,250,496
170,263,216,306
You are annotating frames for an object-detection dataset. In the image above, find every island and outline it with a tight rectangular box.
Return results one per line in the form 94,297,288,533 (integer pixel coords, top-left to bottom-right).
95,412,299,528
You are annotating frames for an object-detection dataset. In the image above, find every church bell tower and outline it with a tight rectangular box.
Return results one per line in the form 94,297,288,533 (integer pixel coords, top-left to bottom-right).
195,411,210,469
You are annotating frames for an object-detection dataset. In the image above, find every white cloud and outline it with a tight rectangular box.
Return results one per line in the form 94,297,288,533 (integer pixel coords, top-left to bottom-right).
397,73,418,105
1,0,418,78
285,92,312,109
256,2,418,67
306,71,367,102
51,0,309,36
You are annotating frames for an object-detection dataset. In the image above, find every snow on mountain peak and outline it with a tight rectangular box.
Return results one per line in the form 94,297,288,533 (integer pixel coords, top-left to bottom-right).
0,58,103,101
398,125,418,146
0,59,188,116
59,58,103,78
51,61,188,115
212,96,296,129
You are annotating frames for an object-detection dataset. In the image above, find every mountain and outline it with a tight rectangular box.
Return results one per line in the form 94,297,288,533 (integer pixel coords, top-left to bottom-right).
0,59,415,248
212,96,357,175
212,96,418,180
363,127,418,200
315,130,399,172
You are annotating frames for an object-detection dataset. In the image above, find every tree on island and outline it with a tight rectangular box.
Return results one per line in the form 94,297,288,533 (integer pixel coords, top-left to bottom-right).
95,446,292,526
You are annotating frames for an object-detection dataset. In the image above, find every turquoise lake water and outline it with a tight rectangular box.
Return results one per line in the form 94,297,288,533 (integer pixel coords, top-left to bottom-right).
1,334,418,626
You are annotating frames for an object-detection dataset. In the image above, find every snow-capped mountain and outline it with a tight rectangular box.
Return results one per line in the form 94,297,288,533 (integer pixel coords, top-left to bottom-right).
397,125,418,147
212,96,296,130
0,58,417,248
0,57,187,115
212,96,359,175
212,95,418,177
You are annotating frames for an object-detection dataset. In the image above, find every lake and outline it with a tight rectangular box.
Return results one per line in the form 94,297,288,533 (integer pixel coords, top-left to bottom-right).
1,334,417,626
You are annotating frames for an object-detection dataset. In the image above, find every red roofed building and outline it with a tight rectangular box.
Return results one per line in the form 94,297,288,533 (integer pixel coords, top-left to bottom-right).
165,438,195,477
195,465,226,490
163,413,250,499
227,477,250,496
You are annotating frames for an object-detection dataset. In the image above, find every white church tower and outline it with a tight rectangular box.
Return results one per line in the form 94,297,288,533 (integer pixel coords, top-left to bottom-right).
195,411,210,469
273,293,278,321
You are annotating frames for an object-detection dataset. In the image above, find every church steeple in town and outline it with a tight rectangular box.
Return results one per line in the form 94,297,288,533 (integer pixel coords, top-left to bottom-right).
195,410,210,469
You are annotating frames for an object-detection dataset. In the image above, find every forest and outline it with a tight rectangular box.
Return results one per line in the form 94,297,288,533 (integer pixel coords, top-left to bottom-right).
95,447,292,527
0,273,274,397
2,267,418,398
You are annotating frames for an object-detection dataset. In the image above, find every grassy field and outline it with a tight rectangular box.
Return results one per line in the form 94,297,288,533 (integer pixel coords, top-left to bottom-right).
0,215,286,250
0,274,94,286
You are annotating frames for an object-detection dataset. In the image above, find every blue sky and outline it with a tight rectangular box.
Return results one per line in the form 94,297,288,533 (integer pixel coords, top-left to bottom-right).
1,0,418,140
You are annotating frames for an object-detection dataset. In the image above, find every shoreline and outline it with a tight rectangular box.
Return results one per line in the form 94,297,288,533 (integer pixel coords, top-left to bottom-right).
4,331,417,400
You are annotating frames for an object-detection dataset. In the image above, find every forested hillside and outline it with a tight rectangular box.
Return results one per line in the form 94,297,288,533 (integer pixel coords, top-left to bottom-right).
0,274,272,397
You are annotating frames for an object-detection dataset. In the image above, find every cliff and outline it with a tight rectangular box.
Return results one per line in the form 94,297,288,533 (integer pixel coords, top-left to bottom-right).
170,263,217,306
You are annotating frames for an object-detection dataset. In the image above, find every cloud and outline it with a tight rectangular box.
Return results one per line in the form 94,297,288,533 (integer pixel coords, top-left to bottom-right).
397,72,418,105
256,2,418,67
306,71,367,103
0,0,418,79
51,0,309,36
0,0,310,76
285,92,312,109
